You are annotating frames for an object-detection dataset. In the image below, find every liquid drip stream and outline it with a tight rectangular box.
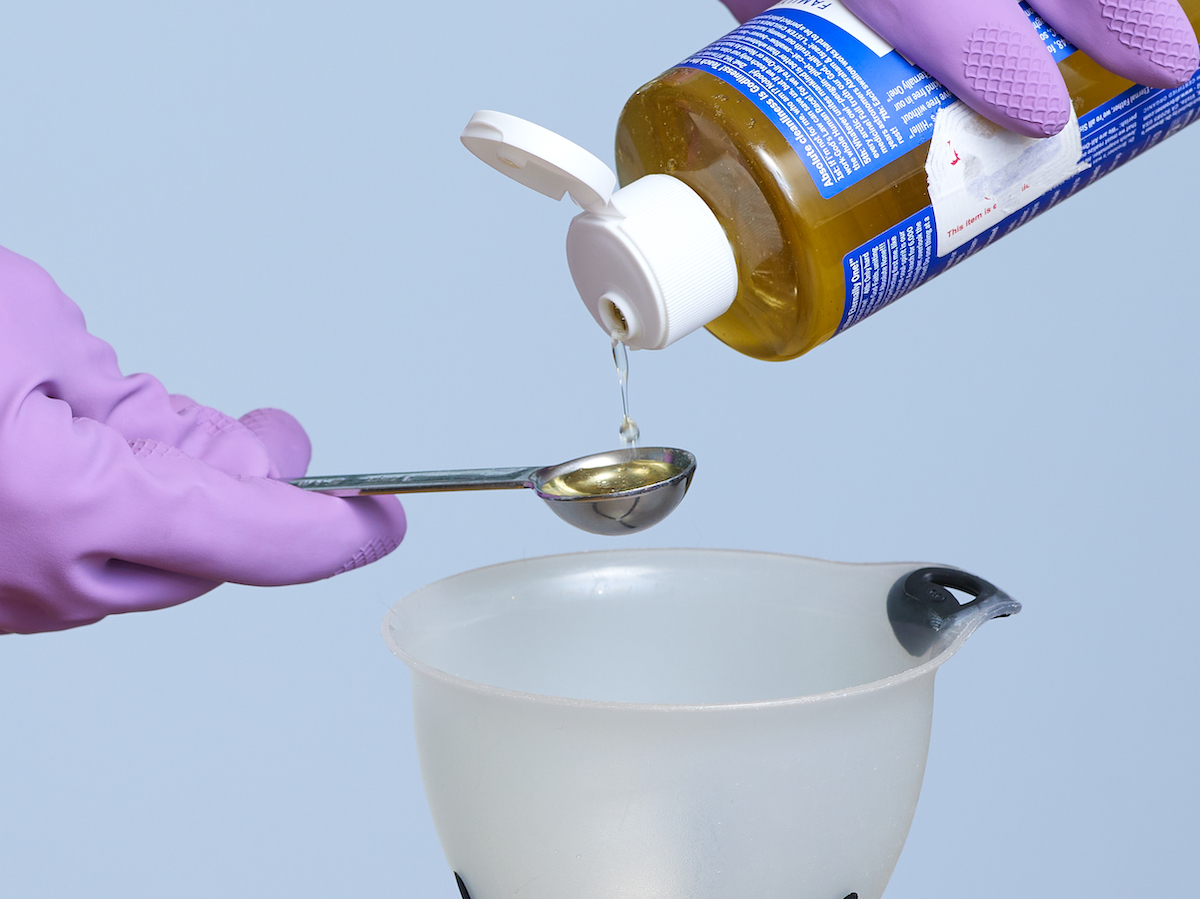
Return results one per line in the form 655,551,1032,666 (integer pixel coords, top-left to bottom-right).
612,337,640,448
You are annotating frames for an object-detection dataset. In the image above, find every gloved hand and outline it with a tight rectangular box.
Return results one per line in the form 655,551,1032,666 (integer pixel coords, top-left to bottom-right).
721,0,1198,137
0,247,406,635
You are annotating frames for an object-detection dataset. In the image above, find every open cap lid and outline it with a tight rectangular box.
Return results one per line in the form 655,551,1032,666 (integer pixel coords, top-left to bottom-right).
461,110,618,216
461,110,738,350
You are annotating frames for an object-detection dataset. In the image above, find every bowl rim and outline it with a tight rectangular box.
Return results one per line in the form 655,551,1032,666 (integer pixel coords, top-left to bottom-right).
381,547,980,712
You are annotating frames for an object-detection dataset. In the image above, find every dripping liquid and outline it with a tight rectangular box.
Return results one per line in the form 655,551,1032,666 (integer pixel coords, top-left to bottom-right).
612,337,640,448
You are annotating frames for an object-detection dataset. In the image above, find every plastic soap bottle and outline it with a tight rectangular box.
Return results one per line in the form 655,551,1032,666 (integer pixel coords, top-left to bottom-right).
463,0,1200,361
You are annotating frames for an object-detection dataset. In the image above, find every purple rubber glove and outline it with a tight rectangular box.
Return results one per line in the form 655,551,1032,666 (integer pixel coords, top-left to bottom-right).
0,247,406,635
721,0,1198,137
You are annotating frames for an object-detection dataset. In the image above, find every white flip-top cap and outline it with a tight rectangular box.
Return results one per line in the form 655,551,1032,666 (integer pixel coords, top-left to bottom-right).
461,110,738,350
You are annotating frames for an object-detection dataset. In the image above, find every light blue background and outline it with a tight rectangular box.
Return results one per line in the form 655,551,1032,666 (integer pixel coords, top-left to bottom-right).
1,2,1197,897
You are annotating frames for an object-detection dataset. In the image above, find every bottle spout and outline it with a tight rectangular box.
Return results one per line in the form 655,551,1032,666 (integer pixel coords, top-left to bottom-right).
462,110,738,351
598,293,635,343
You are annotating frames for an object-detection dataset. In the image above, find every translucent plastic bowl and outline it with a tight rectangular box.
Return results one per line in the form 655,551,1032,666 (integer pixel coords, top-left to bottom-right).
383,549,1018,899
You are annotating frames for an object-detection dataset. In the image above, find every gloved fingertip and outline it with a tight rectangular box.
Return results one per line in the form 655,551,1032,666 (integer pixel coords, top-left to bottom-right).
961,23,1071,138
1103,0,1199,87
1003,108,1069,139
330,496,407,576
238,407,313,480
1140,33,1199,88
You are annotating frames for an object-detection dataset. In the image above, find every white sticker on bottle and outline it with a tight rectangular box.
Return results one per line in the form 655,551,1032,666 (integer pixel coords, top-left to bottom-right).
841,74,1200,335
926,102,1090,257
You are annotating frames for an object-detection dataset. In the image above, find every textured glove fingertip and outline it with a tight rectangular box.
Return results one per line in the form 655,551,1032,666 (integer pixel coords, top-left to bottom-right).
329,496,407,577
1098,0,1198,87
238,407,313,479
960,22,1072,137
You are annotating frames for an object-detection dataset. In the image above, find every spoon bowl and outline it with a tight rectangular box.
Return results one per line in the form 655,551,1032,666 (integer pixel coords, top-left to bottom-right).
531,447,695,535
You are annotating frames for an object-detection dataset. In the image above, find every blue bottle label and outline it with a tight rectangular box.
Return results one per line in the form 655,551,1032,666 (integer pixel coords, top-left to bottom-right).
677,1,1073,199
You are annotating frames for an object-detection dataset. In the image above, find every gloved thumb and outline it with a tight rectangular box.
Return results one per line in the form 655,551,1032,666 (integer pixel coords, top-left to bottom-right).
116,436,408,586
720,0,773,23
239,407,312,480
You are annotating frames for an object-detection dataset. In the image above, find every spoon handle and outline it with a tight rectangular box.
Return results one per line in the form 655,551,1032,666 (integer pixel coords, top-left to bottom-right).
290,466,542,497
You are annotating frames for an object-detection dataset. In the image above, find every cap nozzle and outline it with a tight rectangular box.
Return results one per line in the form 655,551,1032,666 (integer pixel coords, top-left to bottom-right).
462,110,738,351
567,175,738,350
599,293,637,343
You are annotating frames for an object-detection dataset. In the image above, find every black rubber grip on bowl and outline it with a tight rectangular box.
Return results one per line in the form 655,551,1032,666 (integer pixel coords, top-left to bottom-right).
454,872,472,899
887,567,1007,656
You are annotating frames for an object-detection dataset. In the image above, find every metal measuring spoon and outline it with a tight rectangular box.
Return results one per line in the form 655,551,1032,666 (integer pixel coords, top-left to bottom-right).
290,446,696,536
